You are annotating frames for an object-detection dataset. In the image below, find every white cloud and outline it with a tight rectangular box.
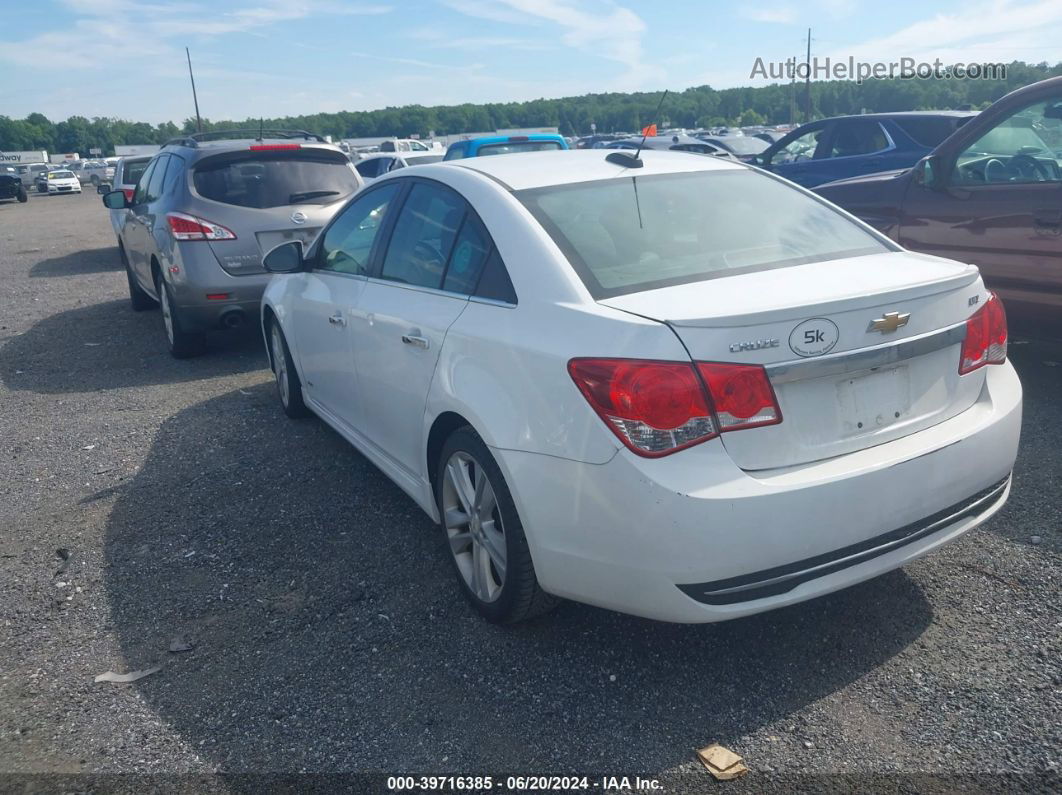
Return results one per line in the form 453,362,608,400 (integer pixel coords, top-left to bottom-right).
443,0,663,86
0,0,394,70
837,0,1062,65
741,7,796,24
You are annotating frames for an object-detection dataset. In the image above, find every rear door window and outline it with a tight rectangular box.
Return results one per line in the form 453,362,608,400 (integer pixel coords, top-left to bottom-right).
442,214,490,294
193,151,359,209
828,120,890,158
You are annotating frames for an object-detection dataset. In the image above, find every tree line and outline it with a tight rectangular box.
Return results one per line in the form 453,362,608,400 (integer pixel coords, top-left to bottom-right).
3,61,1060,154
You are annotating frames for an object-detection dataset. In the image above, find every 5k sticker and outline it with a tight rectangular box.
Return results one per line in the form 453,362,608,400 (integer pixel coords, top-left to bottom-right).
789,318,840,357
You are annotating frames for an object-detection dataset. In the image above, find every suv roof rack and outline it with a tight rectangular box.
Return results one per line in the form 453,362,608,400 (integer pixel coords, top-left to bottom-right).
163,129,328,148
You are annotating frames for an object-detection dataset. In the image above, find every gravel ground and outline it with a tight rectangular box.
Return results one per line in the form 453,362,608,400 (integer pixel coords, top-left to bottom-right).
0,190,1059,793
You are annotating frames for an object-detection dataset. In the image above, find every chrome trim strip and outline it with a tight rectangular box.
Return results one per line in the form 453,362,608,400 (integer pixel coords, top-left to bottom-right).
766,321,966,384
701,478,1008,598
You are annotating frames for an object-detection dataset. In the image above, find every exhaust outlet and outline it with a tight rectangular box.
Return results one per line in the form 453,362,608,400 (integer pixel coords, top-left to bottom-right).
220,309,246,329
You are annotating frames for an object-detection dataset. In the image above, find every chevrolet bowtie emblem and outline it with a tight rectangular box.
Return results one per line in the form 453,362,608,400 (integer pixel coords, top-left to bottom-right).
868,311,911,334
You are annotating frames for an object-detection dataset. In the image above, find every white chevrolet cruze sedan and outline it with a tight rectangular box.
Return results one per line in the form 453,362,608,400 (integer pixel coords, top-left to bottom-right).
259,149,1021,624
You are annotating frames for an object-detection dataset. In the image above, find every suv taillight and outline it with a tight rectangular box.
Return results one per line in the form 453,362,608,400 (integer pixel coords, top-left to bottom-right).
568,358,781,458
122,188,135,202
166,212,237,241
959,292,1007,375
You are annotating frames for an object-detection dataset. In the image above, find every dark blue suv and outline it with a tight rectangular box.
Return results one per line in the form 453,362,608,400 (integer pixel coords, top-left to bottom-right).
755,111,976,188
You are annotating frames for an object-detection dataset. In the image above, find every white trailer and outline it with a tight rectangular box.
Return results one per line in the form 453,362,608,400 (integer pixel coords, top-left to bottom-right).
114,144,160,157
0,150,49,165
50,153,79,164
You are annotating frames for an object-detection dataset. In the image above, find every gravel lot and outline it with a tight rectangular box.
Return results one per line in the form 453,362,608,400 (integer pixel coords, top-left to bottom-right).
0,189,1059,792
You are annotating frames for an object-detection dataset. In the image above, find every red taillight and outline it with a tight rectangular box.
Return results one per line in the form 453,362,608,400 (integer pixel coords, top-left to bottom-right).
249,144,301,151
697,363,782,431
959,292,1008,375
122,188,134,202
568,358,784,457
568,359,717,457
166,212,236,241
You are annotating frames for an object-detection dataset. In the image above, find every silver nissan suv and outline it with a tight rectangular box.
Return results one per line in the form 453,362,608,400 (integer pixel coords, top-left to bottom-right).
103,130,363,357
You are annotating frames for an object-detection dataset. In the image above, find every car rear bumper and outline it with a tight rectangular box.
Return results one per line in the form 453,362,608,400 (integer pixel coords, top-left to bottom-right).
166,250,272,332
494,361,1022,622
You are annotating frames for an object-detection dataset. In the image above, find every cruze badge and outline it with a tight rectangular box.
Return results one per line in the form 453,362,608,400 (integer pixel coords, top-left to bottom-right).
729,338,779,353
868,311,910,334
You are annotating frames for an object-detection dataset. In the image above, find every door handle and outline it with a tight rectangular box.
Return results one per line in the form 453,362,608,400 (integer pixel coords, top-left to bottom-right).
401,334,429,349
328,313,346,327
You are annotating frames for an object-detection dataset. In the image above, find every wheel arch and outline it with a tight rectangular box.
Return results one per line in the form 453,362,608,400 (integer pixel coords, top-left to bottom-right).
426,411,474,506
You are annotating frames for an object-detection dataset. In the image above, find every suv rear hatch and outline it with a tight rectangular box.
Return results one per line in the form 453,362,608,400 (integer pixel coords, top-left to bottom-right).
190,146,360,275
601,251,985,470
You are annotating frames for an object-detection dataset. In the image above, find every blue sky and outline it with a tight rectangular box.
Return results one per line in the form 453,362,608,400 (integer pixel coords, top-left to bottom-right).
2,0,1060,123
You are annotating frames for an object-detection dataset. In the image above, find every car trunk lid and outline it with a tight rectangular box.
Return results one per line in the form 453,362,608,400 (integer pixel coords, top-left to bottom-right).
599,251,986,470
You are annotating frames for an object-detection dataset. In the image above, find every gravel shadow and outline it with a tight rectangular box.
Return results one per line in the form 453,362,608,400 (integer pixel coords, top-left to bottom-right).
0,299,265,393
29,246,122,278
102,383,933,773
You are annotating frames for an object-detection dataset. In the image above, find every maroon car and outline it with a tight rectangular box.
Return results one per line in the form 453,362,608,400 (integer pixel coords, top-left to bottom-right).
815,76,1062,334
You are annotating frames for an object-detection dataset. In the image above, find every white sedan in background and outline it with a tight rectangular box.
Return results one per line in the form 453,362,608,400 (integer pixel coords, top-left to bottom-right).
353,152,445,180
259,149,1021,624
45,170,81,195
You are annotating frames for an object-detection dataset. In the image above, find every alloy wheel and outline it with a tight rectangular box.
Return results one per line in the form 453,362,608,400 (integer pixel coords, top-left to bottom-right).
442,451,506,602
271,325,290,408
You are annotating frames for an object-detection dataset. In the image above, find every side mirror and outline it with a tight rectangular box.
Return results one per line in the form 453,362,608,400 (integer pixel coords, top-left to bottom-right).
913,155,945,190
96,182,111,195
102,189,129,209
263,240,305,273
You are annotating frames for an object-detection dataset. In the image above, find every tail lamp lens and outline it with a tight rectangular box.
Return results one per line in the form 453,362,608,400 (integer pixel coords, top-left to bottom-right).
567,359,717,457
697,363,782,431
568,358,782,457
959,292,1007,375
166,212,237,241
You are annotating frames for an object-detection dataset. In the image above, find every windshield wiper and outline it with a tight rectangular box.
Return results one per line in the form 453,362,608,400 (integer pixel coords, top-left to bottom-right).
289,190,339,203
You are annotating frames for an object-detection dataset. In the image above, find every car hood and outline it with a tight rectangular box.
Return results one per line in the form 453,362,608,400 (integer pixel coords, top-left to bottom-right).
815,168,908,189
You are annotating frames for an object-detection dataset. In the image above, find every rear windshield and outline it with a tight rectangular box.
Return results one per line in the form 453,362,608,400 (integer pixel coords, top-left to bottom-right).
192,153,359,209
893,116,965,148
122,160,149,186
516,169,891,299
477,141,563,156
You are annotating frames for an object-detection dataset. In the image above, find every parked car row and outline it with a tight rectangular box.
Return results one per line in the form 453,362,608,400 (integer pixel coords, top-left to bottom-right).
813,76,1062,333
98,120,1023,627
0,167,29,203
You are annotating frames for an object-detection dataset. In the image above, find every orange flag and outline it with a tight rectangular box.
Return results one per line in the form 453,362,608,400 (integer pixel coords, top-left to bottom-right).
641,123,657,137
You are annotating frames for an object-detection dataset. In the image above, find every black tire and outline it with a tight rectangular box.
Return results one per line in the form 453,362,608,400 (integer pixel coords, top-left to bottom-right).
37,183,46,194
17,187,28,203
435,427,558,624
157,275,206,358
268,319,308,418
122,246,156,311
91,175,100,186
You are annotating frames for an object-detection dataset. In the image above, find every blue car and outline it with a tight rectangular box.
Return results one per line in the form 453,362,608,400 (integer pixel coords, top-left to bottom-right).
444,133,568,160
755,111,976,188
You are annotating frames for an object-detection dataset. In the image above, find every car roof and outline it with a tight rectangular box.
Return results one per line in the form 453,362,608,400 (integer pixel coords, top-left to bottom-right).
161,135,345,159
455,133,565,148
820,110,978,122
443,148,741,191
